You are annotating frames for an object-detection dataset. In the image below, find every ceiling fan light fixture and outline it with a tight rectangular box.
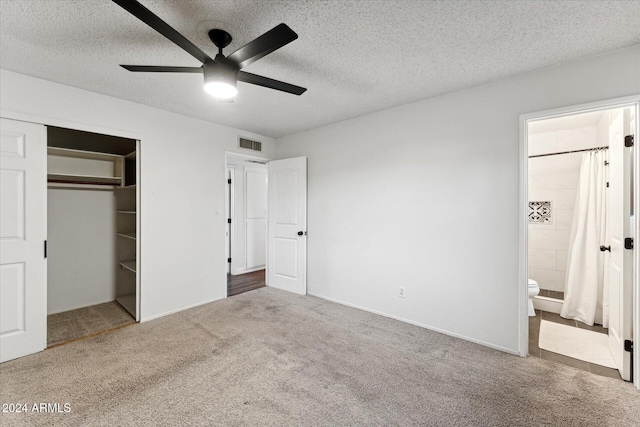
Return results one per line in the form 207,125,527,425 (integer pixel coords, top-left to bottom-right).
203,61,238,99
204,81,238,99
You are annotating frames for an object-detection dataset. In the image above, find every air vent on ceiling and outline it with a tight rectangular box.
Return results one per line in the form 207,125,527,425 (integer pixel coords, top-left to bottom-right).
239,137,262,152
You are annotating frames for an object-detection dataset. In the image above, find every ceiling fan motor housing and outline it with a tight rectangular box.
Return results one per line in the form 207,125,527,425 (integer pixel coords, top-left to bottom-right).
203,60,238,88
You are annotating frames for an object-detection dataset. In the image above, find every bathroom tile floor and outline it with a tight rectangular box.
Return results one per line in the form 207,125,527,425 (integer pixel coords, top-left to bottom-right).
529,309,621,380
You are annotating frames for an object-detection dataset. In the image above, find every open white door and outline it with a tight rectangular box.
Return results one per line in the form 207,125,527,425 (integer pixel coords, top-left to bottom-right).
0,118,47,363
607,108,634,381
267,157,307,295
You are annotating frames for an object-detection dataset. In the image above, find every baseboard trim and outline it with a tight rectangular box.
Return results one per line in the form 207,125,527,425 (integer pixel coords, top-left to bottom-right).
140,296,226,323
231,266,265,276
307,292,519,356
533,296,563,314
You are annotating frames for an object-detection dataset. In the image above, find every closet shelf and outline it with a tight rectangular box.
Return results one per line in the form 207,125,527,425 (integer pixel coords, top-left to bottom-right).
48,173,122,186
117,232,136,240
116,294,136,318
119,260,136,273
117,211,136,214
48,147,122,161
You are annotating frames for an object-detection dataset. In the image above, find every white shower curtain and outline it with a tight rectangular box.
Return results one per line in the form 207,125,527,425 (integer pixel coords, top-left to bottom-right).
561,150,609,327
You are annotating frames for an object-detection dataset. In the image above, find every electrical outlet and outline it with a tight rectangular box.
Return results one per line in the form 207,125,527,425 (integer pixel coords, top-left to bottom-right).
398,287,406,298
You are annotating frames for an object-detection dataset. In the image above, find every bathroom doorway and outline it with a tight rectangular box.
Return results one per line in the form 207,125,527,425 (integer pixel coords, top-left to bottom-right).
521,97,639,385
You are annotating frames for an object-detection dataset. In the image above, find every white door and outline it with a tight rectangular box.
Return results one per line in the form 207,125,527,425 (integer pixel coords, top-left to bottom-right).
267,157,307,295
607,107,634,381
0,118,47,363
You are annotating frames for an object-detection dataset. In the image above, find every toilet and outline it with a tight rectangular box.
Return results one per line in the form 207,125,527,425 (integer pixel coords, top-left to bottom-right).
528,279,540,316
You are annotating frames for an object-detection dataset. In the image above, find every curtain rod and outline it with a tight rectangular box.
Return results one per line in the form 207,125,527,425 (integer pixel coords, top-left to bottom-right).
528,146,609,158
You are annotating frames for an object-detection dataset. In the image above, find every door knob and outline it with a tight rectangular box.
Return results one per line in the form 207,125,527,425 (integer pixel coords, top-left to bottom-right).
600,245,611,252
297,231,305,236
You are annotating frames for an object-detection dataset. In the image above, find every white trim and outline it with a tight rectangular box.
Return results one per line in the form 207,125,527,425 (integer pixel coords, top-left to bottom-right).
308,293,519,355
224,150,270,162
228,166,236,278
518,109,528,357
225,166,233,277
520,95,640,123
519,94,640,389
230,266,265,276
632,101,640,388
0,109,142,141
136,139,141,322
140,296,226,322
532,296,563,315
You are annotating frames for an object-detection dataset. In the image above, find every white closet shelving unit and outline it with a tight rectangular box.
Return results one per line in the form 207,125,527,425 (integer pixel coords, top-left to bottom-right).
47,144,139,321
47,147,124,186
115,149,138,319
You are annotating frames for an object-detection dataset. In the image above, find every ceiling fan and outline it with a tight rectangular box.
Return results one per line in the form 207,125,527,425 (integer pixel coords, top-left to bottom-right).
112,0,306,100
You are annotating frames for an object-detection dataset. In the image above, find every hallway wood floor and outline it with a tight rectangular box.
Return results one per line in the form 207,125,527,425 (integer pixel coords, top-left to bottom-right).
227,269,265,297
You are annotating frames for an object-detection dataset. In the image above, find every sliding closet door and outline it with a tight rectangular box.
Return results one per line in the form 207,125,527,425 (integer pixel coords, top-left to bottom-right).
0,118,47,362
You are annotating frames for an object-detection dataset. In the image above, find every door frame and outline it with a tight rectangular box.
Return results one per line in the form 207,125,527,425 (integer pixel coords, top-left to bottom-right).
0,108,143,323
225,166,234,274
518,94,640,388
224,151,271,295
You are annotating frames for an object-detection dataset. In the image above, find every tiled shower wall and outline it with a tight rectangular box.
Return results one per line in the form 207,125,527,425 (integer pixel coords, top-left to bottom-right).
528,119,608,293
528,152,581,292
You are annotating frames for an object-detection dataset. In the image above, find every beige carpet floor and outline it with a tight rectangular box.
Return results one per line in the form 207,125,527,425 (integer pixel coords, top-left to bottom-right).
47,301,135,347
1,287,638,426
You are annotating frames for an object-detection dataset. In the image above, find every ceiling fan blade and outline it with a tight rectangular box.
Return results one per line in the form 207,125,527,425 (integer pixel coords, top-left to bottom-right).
238,71,306,95
121,65,202,73
112,0,212,64
226,23,298,69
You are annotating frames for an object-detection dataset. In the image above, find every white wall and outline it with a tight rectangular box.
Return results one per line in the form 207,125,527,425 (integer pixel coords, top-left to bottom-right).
276,45,640,353
0,69,275,321
47,187,116,314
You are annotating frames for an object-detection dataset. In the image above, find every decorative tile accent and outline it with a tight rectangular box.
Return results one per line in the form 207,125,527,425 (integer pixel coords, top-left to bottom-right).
529,201,551,224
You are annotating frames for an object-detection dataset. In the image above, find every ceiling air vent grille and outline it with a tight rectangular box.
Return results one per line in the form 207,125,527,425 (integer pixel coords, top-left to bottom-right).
239,137,262,152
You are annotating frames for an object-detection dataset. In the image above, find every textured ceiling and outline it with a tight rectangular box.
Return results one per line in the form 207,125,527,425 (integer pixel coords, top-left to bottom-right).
1,1,639,138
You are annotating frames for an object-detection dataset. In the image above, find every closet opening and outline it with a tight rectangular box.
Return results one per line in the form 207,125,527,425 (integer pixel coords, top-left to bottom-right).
225,153,268,297
47,126,140,348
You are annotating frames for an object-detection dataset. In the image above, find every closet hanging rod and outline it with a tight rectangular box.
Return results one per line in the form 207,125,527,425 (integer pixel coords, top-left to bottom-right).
528,146,608,158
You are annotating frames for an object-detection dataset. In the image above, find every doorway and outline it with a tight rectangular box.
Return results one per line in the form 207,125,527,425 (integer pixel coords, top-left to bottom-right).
46,126,140,347
0,118,142,362
520,97,639,386
224,152,308,298
226,153,269,297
